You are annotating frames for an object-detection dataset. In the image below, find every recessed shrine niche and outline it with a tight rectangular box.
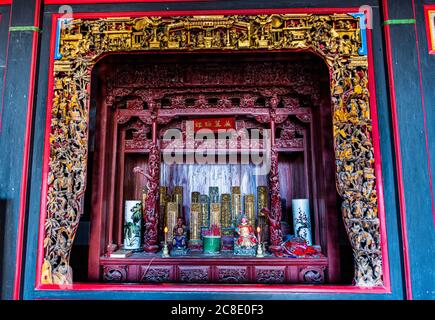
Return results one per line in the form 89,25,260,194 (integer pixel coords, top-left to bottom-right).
68,52,355,285
42,14,384,289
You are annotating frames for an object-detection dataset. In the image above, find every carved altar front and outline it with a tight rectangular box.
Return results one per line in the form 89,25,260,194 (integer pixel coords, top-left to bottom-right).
101,254,327,285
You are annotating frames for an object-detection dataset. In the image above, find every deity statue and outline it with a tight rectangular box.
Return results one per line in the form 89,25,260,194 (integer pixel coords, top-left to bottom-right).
171,217,188,256
234,215,257,256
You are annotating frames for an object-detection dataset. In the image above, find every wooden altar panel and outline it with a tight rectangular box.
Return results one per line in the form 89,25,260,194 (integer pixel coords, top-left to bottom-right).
100,254,328,284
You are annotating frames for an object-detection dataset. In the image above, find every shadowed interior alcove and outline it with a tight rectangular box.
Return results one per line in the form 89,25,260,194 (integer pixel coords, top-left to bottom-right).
70,51,354,284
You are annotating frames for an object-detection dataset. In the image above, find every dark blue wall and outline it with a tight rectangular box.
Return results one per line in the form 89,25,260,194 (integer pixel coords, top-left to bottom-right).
396,0,435,299
0,0,434,300
0,2,12,300
0,0,41,300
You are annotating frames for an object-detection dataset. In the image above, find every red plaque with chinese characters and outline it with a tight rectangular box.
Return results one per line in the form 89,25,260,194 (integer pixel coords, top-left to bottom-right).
192,118,236,132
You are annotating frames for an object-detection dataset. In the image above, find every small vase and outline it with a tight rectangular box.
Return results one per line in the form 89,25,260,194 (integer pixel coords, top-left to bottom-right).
292,199,313,246
124,200,142,251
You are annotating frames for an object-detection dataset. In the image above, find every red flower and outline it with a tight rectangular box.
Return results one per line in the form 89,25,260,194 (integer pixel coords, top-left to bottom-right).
293,248,305,256
305,247,317,255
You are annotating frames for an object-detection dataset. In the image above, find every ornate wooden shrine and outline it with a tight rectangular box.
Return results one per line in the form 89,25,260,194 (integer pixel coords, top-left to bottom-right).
41,14,383,287
86,53,336,284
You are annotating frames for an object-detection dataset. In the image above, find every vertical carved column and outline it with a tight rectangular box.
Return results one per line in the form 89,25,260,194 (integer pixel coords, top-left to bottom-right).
143,114,160,253
268,99,283,254
257,186,269,243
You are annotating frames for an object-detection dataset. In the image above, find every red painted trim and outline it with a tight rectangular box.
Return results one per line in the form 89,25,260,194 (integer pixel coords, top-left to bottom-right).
424,5,435,54
45,0,206,3
36,282,390,294
0,0,12,5
36,8,391,295
13,0,42,300
413,2,435,231
47,7,361,20
381,0,412,300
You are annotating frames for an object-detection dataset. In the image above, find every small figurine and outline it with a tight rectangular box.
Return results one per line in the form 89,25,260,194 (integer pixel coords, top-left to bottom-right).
171,217,188,256
234,215,257,256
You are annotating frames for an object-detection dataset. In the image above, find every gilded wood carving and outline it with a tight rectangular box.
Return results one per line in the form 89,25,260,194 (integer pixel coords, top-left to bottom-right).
42,14,382,287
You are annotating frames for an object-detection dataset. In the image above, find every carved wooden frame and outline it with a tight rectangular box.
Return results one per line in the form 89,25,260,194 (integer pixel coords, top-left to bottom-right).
38,11,386,288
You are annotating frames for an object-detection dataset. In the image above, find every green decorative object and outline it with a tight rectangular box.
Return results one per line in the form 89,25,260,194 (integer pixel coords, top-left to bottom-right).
203,236,221,254
202,224,221,254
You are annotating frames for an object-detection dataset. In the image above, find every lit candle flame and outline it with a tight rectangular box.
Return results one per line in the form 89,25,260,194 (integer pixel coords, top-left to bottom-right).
164,226,168,233
257,226,261,233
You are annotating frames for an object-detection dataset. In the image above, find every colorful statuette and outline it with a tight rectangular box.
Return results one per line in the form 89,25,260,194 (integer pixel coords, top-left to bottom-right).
171,217,188,256
234,215,257,256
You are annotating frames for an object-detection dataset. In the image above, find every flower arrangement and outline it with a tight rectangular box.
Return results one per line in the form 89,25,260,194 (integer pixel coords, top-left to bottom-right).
280,237,322,258
203,224,221,237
